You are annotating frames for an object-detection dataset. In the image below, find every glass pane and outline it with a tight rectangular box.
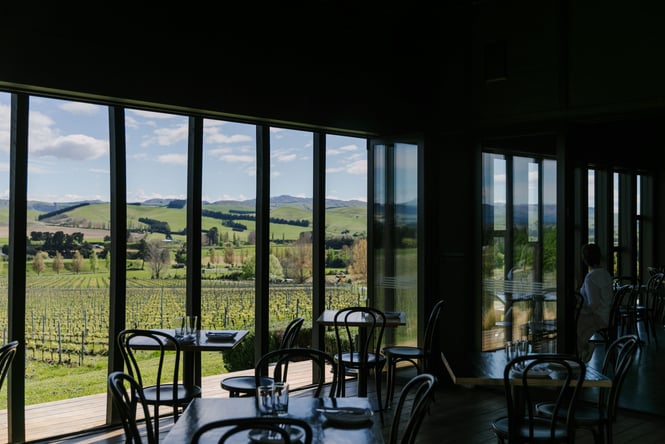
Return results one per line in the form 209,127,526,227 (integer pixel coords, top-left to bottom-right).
269,127,313,379
481,152,557,352
201,118,256,376
124,109,188,395
25,97,110,439
324,134,367,311
373,142,419,349
0,92,10,411
588,169,595,243
481,152,506,350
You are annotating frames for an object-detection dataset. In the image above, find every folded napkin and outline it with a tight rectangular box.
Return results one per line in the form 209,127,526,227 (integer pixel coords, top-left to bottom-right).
205,331,237,341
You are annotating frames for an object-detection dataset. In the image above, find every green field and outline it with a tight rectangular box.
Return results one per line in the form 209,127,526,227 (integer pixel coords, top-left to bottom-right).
0,274,364,407
0,199,369,406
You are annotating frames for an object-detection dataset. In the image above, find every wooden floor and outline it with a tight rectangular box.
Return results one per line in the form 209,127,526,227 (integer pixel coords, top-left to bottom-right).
7,324,665,443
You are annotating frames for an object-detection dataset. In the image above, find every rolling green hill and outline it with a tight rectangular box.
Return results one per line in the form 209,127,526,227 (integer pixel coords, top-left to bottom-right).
6,197,367,242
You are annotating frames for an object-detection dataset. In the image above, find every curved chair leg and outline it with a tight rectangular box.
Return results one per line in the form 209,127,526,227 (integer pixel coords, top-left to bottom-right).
384,357,396,410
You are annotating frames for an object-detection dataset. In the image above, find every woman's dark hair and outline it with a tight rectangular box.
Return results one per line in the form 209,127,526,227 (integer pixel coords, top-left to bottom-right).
582,243,602,267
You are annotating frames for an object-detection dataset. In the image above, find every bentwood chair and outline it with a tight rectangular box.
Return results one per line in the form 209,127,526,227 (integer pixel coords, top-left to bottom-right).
108,371,157,444
635,272,664,345
220,317,304,397
190,416,313,444
536,335,639,444
382,299,443,410
117,329,202,441
491,354,586,443
388,373,438,444
332,306,387,419
254,347,338,398
0,340,18,392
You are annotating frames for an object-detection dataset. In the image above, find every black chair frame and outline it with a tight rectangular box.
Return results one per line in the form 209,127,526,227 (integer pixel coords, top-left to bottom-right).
220,317,304,397
117,329,202,441
388,373,438,444
190,416,313,444
491,353,586,444
382,299,443,410
0,340,18,392
254,347,338,398
108,370,157,444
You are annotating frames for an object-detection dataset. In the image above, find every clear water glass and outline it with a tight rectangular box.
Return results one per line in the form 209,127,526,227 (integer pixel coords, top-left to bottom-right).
256,385,275,416
273,382,289,416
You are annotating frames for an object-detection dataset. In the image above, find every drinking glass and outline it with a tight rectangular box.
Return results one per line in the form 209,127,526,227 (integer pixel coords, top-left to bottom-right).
256,385,275,416
185,315,198,336
517,339,530,358
505,341,516,362
273,382,289,416
174,316,185,338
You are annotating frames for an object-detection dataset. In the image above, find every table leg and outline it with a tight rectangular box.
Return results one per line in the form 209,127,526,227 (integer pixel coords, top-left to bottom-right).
358,328,368,397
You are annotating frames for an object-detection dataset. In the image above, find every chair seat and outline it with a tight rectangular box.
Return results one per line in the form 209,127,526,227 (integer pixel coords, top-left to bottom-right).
220,376,275,395
536,400,608,426
382,346,424,360
334,352,386,368
492,416,570,442
143,384,202,405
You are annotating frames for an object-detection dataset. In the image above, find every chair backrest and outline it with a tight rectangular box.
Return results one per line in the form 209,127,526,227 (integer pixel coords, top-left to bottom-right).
333,306,386,365
612,275,641,291
108,371,156,444
504,354,586,442
0,340,18,392
599,334,639,422
643,272,664,312
389,373,437,444
254,347,338,397
116,329,181,405
190,416,313,444
422,300,444,369
279,317,305,349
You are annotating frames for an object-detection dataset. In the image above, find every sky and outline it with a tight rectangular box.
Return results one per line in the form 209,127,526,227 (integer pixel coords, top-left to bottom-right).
0,93,368,204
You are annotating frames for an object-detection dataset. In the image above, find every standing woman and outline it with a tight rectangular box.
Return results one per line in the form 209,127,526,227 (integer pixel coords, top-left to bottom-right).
577,243,614,361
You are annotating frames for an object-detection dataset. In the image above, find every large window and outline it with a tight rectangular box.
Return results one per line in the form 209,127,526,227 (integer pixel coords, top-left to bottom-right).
0,91,374,442
481,152,557,352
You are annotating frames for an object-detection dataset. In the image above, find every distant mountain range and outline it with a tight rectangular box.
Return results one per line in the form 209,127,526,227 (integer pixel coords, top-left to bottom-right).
0,195,368,213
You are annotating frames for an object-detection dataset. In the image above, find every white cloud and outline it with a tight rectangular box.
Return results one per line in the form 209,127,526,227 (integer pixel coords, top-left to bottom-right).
346,159,366,175
0,104,11,152
328,144,359,156
153,124,189,146
220,154,254,163
206,132,252,144
59,102,102,115
30,134,108,160
277,153,297,162
127,189,186,202
129,109,178,120
158,153,187,165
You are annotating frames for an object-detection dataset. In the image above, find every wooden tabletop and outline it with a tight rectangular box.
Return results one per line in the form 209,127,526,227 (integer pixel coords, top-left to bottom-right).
441,350,612,388
162,397,384,444
128,329,249,352
316,309,405,327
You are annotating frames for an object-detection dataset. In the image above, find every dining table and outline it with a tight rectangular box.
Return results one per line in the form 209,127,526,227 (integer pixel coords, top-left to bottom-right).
315,309,405,397
162,396,384,444
440,350,612,388
128,328,249,390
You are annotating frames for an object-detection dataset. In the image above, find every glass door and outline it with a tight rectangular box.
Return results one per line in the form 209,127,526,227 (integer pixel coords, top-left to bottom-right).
368,137,422,348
